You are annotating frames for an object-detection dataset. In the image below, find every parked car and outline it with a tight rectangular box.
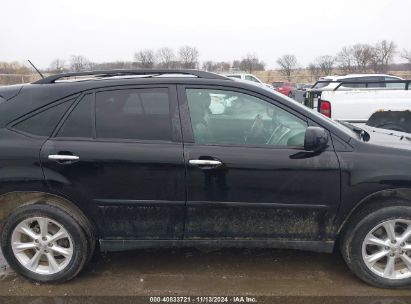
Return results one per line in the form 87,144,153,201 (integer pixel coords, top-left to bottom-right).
313,79,411,122
2,69,411,288
272,81,296,97
305,74,404,109
291,83,313,103
222,73,274,89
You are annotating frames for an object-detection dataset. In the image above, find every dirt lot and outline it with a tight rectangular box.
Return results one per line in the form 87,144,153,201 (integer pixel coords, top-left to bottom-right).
1,246,411,299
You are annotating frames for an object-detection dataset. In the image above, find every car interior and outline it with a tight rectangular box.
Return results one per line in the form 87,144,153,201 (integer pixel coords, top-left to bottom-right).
187,89,307,147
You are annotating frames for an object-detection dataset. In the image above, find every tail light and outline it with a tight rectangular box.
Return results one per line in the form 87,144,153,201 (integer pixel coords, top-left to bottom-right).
319,100,331,118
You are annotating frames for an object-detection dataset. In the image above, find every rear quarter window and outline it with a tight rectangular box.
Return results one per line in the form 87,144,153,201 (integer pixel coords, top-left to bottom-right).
12,101,73,137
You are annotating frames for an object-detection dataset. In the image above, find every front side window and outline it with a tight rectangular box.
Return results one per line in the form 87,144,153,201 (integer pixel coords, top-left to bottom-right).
186,89,307,147
96,88,171,141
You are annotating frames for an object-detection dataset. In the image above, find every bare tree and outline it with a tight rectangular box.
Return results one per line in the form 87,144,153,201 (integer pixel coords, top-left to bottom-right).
402,50,411,64
49,58,66,73
178,46,199,69
220,62,231,72
337,46,355,74
134,49,155,68
202,61,218,72
232,60,241,70
202,61,231,72
239,54,265,73
315,55,335,76
0,61,31,74
70,55,91,72
308,63,321,82
371,40,397,73
352,44,375,73
276,54,297,81
156,47,175,69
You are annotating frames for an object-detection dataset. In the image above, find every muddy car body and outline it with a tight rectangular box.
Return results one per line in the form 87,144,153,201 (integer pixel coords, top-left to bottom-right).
1,69,411,287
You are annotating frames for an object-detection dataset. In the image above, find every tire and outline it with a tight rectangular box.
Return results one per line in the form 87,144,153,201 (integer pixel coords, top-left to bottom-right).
1,204,89,283
48,200,96,265
341,201,411,288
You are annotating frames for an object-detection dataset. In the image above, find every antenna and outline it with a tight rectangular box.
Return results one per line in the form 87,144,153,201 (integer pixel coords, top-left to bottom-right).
27,60,45,79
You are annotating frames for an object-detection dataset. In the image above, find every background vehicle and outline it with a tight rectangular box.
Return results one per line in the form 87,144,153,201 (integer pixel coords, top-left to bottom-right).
305,74,404,109
366,110,411,133
2,70,411,288
291,83,313,103
222,73,274,89
272,81,296,97
315,79,411,122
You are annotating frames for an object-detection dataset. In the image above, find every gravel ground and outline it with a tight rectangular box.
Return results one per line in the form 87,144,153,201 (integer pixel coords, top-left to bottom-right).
0,247,12,280
1,247,411,298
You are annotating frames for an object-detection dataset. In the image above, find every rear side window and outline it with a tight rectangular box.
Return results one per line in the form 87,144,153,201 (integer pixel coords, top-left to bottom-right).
95,88,171,141
340,77,384,88
57,94,93,138
385,77,406,89
13,101,72,137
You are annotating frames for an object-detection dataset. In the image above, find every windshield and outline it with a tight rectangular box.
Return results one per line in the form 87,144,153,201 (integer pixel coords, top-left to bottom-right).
272,82,285,88
312,80,331,89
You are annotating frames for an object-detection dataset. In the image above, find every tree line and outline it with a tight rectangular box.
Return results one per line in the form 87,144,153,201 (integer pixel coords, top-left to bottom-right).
278,40,411,80
1,41,411,79
46,46,266,74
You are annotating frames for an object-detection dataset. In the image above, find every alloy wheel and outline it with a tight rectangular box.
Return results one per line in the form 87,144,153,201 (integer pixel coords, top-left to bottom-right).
362,219,411,280
11,217,73,275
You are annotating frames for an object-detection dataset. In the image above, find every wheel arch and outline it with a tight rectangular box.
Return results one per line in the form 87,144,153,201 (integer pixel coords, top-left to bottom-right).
0,191,96,240
337,188,411,237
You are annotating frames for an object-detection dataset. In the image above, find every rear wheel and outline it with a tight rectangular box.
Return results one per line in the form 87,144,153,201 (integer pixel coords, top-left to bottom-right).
1,204,89,283
341,203,411,288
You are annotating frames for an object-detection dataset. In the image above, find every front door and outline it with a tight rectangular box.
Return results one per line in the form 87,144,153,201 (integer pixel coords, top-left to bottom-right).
40,85,185,239
179,86,341,241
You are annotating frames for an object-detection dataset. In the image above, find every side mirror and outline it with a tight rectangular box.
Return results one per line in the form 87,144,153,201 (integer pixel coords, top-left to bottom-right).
304,127,329,152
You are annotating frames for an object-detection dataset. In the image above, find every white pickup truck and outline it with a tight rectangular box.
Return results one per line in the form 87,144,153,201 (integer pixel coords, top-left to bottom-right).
306,74,403,110
319,88,411,122
305,76,411,123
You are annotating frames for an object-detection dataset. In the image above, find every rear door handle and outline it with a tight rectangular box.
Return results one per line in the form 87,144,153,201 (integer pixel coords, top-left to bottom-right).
189,159,222,166
48,155,80,161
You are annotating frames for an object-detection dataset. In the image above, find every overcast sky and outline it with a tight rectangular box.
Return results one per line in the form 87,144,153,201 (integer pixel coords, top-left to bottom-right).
1,0,411,69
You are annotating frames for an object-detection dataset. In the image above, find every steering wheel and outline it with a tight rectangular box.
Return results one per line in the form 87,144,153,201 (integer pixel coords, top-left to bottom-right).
245,114,267,144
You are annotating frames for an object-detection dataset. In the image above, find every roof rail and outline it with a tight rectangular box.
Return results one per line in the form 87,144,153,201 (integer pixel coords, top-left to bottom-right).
311,80,411,91
33,69,229,84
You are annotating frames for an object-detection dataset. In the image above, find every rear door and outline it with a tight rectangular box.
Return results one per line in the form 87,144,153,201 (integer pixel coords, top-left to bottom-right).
40,85,186,240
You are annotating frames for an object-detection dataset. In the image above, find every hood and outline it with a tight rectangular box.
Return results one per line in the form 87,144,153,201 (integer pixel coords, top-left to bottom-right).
355,124,411,151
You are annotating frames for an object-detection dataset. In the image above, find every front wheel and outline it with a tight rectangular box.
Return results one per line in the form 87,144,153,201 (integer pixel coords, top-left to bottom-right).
1,204,89,283
341,203,411,288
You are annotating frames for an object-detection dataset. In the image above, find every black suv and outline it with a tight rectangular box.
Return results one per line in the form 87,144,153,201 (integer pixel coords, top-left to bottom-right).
1,69,411,288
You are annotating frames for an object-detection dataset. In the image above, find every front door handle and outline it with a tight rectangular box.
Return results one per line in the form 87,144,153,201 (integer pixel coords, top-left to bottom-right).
48,155,80,161
189,159,222,166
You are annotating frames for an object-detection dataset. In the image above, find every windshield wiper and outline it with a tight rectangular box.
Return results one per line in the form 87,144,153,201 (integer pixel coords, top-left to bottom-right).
337,121,370,141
